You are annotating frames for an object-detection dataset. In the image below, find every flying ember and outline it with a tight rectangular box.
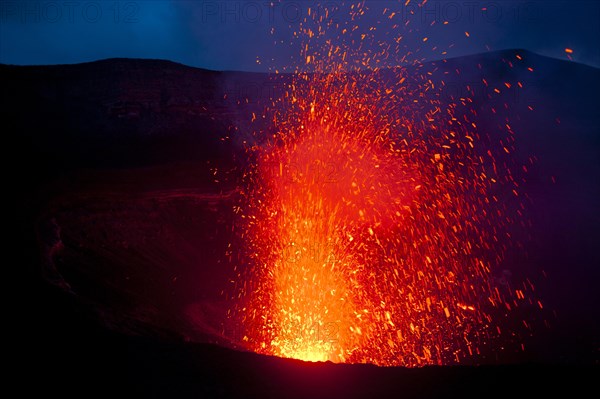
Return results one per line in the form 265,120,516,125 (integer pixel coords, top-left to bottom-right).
230,2,534,366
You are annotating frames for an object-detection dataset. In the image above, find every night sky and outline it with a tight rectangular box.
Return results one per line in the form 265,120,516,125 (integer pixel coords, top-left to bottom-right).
1,0,599,71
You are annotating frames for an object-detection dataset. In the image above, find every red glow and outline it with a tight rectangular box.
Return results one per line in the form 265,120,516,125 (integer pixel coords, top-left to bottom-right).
230,5,534,366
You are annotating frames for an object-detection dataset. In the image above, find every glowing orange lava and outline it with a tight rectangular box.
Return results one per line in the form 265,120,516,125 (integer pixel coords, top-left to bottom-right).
251,115,416,363
230,3,533,366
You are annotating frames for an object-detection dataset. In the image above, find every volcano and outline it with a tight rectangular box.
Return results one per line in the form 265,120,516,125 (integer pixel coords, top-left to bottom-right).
7,50,599,396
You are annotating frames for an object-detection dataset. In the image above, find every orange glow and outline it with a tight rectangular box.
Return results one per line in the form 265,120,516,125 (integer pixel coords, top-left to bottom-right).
230,3,534,366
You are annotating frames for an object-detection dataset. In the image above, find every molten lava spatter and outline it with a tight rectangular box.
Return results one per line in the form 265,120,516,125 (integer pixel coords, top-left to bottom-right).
230,3,534,366
252,116,417,363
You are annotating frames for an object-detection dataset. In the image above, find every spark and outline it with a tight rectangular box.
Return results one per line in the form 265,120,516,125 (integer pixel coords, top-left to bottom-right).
229,2,536,367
